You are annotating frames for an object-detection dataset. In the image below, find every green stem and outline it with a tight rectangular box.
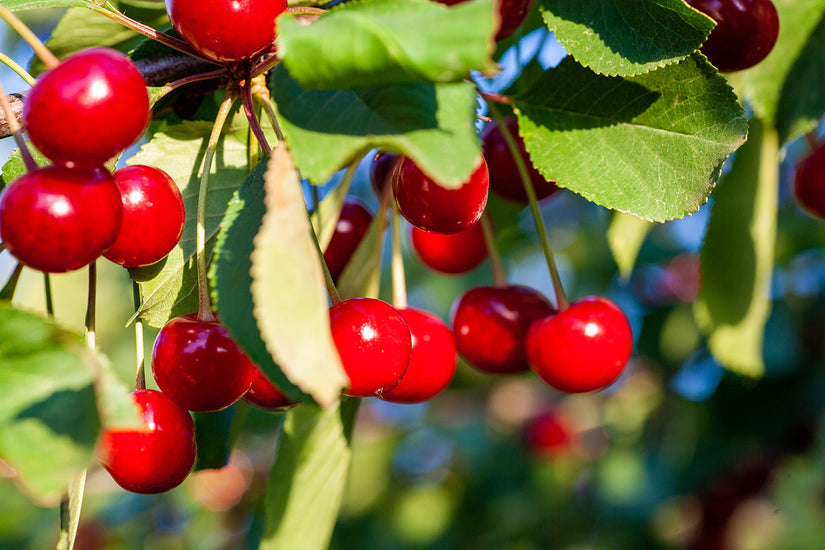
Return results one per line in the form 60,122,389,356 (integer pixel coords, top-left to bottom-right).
0,5,59,69
0,52,36,86
0,80,36,172
44,274,54,317
197,93,237,322
390,195,407,309
479,213,507,287
85,262,96,351
132,281,146,391
487,102,568,310
253,85,285,143
309,215,341,305
0,263,23,302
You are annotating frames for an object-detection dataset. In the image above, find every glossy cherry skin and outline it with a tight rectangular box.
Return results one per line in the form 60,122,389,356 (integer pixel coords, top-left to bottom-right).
410,221,488,274
686,0,779,72
451,285,555,374
0,165,122,273
243,368,298,411
393,156,489,234
23,48,149,169
323,198,373,282
794,143,825,219
382,308,457,404
436,0,533,40
369,151,399,197
152,314,257,412
104,165,185,268
166,0,288,63
481,118,558,204
526,297,633,393
97,389,196,494
329,298,411,397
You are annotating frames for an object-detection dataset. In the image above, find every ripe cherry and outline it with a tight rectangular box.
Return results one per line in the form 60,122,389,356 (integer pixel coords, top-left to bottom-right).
524,411,574,459
382,308,457,404
104,165,185,268
393,156,489,234
686,0,779,72
166,0,288,64
451,285,555,374
152,314,257,412
23,48,149,169
526,297,633,393
481,118,558,204
794,143,825,219
0,165,123,273
329,298,411,397
436,0,533,40
410,221,488,274
97,389,196,494
243,368,297,411
369,151,399,197
323,197,373,282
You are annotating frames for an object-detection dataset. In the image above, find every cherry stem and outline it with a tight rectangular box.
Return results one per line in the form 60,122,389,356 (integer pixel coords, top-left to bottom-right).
487,102,568,310
152,69,226,106
287,6,326,16
250,55,281,79
0,52,36,86
0,81,36,172
478,90,512,105
0,5,59,70
390,193,408,310
311,184,321,229
132,281,146,391
240,78,272,154
196,92,237,322
1,263,23,301
251,75,285,142
480,213,507,287
44,274,54,317
309,212,341,305
85,262,97,351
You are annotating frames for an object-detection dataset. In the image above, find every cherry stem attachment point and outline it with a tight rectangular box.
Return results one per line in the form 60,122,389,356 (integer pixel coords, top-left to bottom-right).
0,52,36,86
390,193,408,310
0,5,59,70
240,78,272,154
85,262,97,351
250,55,281,79
480,213,507,287
0,81,36,172
132,281,146,391
196,91,237,322
487,101,568,310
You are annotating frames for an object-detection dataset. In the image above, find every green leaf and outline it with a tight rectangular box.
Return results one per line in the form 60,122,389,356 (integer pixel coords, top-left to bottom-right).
1,146,49,190
511,54,747,221
56,470,86,550
607,212,653,279
129,115,249,329
728,0,825,142
270,66,480,187
250,148,349,407
0,304,99,505
261,400,358,550
210,161,302,400
540,0,714,77
193,407,236,471
277,0,496,89
694,118,778,378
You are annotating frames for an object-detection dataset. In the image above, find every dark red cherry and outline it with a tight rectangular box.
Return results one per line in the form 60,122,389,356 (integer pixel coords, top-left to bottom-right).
152,314,257,412
323,197,373,282
524,411,574,459
526,297,633,393
243,368,298,411
481,118,558,204
393,156,489,234
97,389,196,494
166,0,288,63
369,151,399,197
329,297,411,397
436,0,533,40
104,165,185,268
794,143,825,219
382,308,457,404
410,221,488,274
451,285,555,374
23,48,149,168
0,165,122,273
687,0,779,72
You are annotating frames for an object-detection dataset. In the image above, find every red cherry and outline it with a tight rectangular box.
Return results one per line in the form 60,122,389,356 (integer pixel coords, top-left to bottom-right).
481,118,558,204
103,165,185,268
794,143,825,219
166,0,288,64
243,368,298,411
152,314,257,412
526,297,633,393
393,156,489,234
436,0,533,40
410,221,488,274
369,151,399,197
97,389,196,494
0,165,122,273
23,48,149,169
451,285,555,374
382,308,457,404
322,197,373,282
524,411,574,459
686,0,779,72
329,298,411,397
